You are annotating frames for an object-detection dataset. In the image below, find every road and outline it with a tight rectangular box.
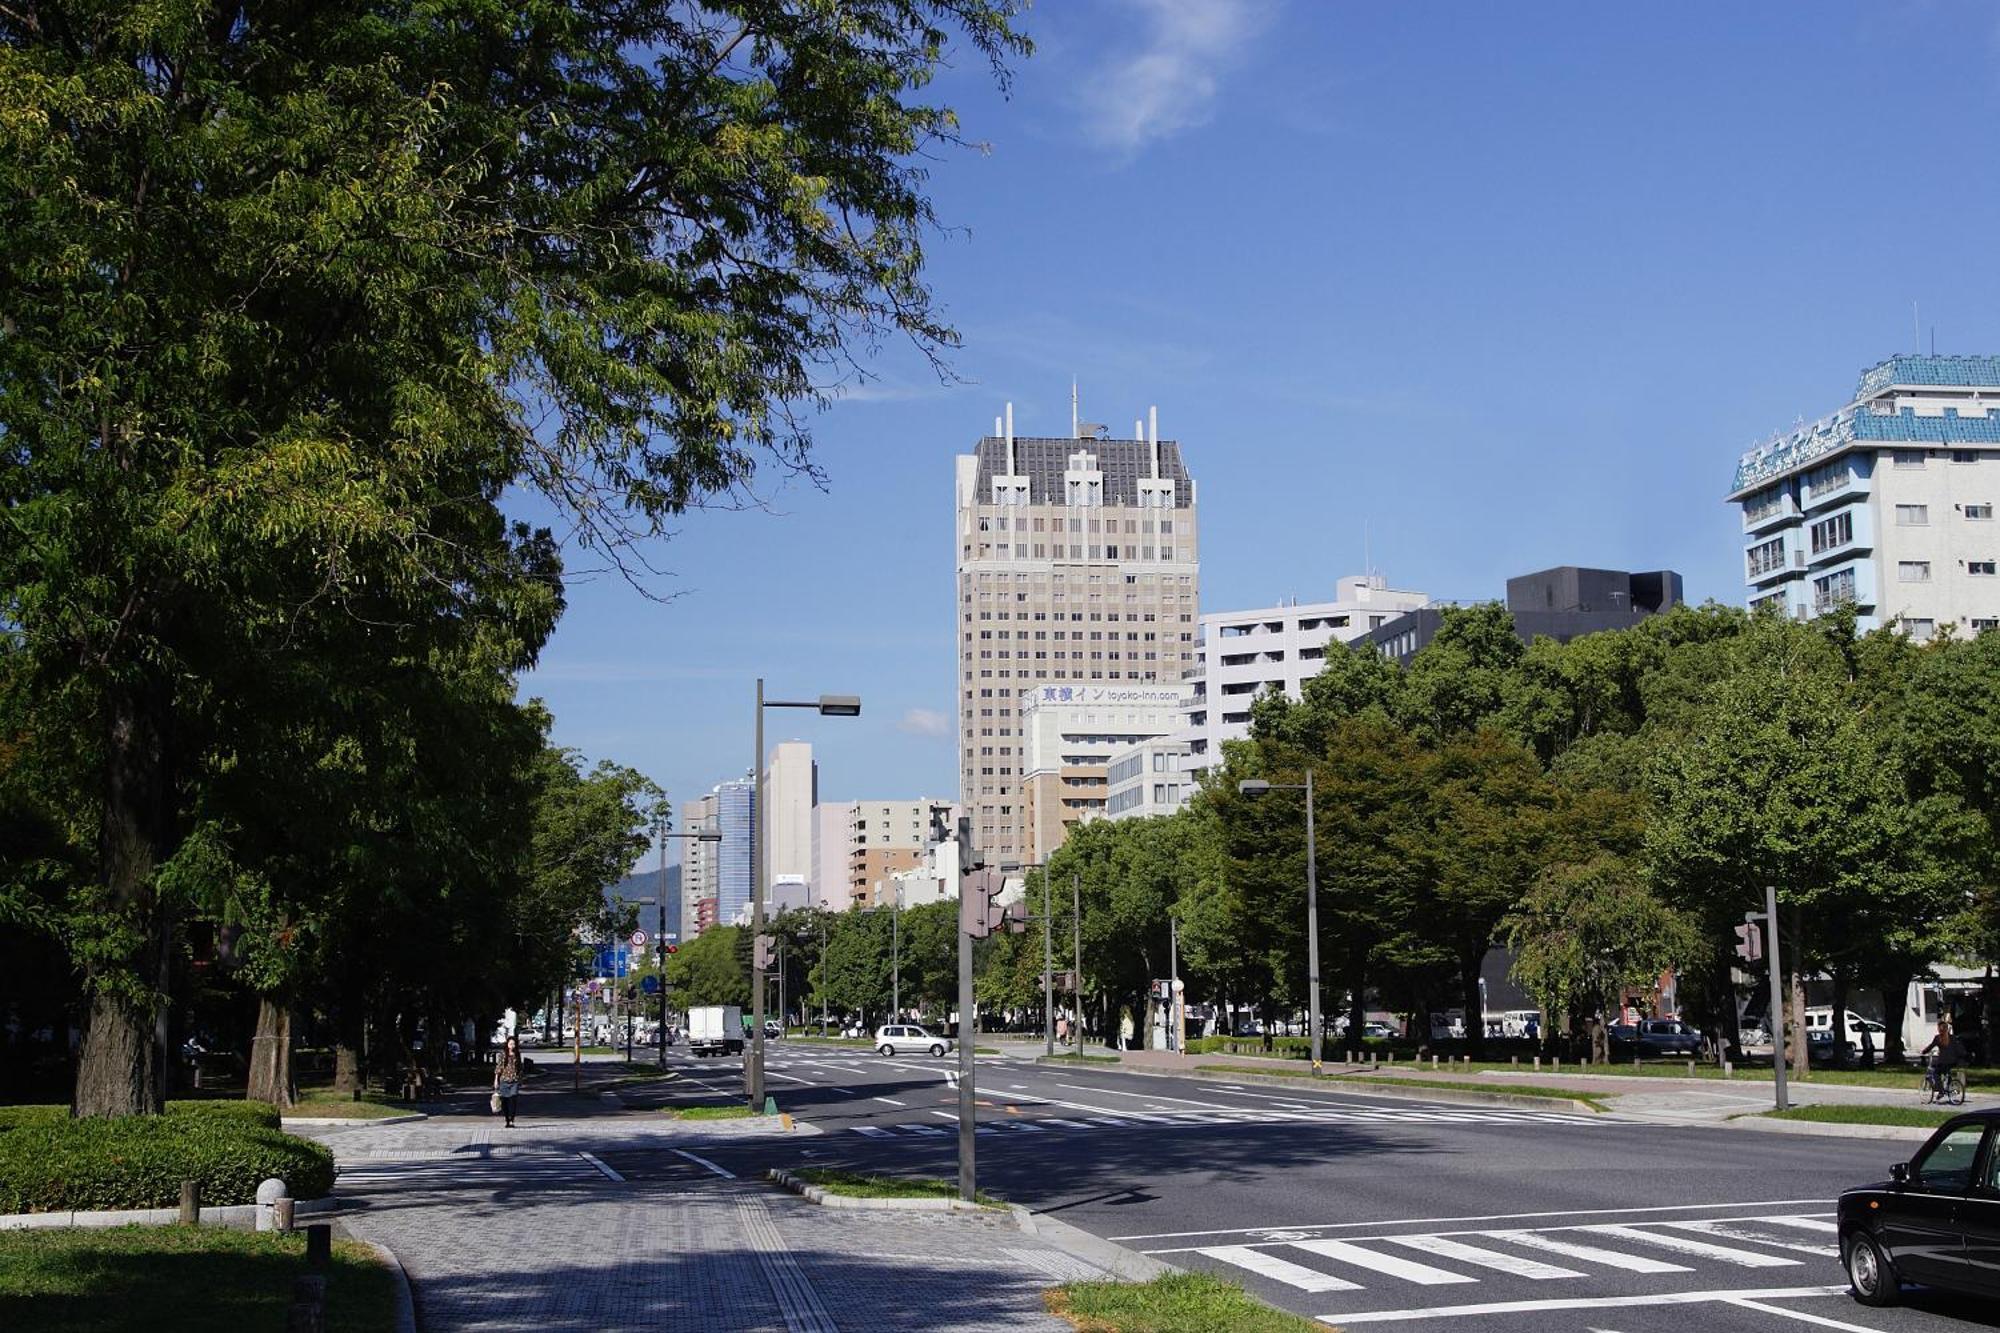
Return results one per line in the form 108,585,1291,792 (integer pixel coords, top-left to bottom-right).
599,1041,2000,1333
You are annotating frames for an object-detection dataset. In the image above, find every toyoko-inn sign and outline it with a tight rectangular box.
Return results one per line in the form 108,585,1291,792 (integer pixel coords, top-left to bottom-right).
1030,685,1184,707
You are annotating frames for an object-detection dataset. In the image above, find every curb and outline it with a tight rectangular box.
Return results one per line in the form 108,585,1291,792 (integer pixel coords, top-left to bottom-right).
362,1237,418,1333
1718,1115,1938,1144
0,1196,338,1231
765,1168,998,1212
283,1112,429,1127
1009,1205,1177,1282
1044,1058,1603,1115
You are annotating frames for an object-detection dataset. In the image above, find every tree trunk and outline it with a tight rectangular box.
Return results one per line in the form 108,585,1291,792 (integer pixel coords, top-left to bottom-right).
1876,979,1908,1066
74,686,176,1118
1789,964,1810,1079
1830,973,1852,1071
1460,954,1485,1060
246,996,295,1108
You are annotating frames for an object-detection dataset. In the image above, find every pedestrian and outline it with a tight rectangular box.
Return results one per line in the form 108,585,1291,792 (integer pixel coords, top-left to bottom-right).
1056,1015,1070,1047
1118,1010,1134,1052
494,1035,523,1127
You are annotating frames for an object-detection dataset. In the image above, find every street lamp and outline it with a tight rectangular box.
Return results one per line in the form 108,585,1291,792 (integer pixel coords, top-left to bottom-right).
1002,860,1058,1058
817,900,830,1038
1240,771,1322,1074
644,819,722,1066
751,681,860,1108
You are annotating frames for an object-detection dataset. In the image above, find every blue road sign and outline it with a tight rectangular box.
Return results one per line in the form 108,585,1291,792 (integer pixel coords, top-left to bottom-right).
641,975,660,995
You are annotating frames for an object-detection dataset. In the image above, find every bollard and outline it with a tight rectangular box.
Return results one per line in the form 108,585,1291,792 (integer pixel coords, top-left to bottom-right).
1553,1057,1561,1071
1430,1055,1438,1070
256,1178,290,1233
287,1275,327,1333
305,1224,331,1270
179,1179,201,1226
1533,1055,1541,1071
273,1198,296,1232
1511,1056,1518,1068
1722,1059,1733,1078
1687,1060,1696,1077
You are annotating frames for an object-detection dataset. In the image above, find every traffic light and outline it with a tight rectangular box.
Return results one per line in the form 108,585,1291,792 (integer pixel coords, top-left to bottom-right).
1733,921,1763,963
960,866,1007,939
753,933,776,971
664,943,678,955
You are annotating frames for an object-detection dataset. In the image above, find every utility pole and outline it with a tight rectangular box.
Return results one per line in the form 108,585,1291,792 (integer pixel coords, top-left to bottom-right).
1073,873,1084,1044
750,678,766,1109
1043,862,1054,1058
1764,884,1788,1112
1169,912,1181,1054
956,828,978,1203
657,810,669,1067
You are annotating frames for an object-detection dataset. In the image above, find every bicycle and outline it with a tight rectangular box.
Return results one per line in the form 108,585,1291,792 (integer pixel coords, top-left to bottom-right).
1922,1060,1967,1106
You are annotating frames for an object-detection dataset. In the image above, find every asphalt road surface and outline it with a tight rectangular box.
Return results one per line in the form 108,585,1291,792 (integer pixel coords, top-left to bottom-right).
604,1043,1999,1333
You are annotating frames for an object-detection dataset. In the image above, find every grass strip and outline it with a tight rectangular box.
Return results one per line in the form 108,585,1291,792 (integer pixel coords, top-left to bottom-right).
668,1104,753,1120
284,1096,412,1120
793,1168,1001,1206
1043,1052,1120,1065
0,1225,395,1333
1761,1103,1961,1128
1196,1064,1607,1110
1046,1271,1322,1333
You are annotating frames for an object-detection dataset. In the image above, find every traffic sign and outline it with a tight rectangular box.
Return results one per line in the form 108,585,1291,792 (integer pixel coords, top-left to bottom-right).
641,975,660,995
631,929,648,948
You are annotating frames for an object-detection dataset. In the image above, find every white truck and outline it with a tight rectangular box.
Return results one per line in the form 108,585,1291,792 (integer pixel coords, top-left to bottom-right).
687,1005,745,1058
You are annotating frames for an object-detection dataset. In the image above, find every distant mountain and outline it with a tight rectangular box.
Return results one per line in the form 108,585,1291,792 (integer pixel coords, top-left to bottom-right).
604,865,680,939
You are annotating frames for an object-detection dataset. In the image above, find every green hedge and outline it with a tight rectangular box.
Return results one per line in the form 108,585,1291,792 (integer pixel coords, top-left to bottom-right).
0,1113,333,1214
0,1100,281,1134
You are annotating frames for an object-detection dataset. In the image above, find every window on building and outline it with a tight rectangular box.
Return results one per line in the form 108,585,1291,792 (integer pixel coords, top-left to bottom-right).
1972,619,1999,634
1899,617,1937,640
1894,450,1927,469
1813,568,1856,611
1809,512,1852,553
1895,504,1929,526
1747,536,1787,576
1899,561,1932,583
1952,450,1979,464
1966,503,1994,520
1970,561,1997,576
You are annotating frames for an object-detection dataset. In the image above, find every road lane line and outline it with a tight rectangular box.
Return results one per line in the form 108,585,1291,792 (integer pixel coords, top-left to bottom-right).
1052,1082,1242,1111
1197,1245,1359,1292
872,1096,907,1107
577,1152,623,1182
1112,1199,1834,1242
1474,1231,1690,1274
1578,1225,1801,1268
854,1126,894,1138
669,1148,736,1179
1722,1297,1886,1331
1325,1286,1851,1324
1287,1239,1476,1285
764,1070,814,1085
1665,1220,1835,1257
1755,1215,1840,1234
1382,1235,1582,1279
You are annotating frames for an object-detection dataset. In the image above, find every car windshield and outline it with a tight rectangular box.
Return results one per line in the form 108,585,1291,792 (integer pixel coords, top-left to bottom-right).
1912,1124,1986,1190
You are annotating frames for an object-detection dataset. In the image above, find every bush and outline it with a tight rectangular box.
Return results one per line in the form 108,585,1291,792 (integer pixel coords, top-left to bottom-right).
0,1100,281,1134
0,1115,334,1213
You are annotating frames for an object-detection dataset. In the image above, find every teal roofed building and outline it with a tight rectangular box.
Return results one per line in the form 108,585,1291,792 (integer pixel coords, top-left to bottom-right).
1730,356,2000,638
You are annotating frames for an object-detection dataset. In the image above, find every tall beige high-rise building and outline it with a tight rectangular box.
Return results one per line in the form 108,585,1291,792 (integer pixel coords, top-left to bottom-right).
954,404,1199,863
762,740,817,887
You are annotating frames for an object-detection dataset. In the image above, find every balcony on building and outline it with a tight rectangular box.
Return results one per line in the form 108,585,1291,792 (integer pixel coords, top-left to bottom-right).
1740,486,1799,534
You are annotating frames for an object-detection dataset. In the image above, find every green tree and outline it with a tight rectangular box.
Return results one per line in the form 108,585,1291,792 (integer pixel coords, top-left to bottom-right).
668,926,751,1009
0,0,1026,1114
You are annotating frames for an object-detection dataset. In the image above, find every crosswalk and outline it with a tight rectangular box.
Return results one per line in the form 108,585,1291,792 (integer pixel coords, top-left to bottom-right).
335,1152,603,1195
1163,1213,1838,1298
848,1103,1600,1138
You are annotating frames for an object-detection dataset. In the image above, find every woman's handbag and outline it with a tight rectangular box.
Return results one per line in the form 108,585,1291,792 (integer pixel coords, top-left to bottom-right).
489,1091,502,1114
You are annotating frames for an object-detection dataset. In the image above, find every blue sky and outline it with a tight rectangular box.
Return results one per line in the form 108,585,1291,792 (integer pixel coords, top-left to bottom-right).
516,1,2000,859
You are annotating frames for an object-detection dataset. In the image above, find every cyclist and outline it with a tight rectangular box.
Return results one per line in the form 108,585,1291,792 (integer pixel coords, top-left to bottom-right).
1920,1020,1963,1100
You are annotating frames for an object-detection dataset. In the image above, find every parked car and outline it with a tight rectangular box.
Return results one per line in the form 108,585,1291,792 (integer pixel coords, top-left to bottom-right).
1839,1109,2000,1305
1361,1021,1397,1040
1608,1019,1701,1059
873,1024,952,1057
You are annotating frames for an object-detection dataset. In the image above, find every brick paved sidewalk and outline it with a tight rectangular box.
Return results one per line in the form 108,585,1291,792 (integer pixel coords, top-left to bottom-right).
301,1115,1101,1331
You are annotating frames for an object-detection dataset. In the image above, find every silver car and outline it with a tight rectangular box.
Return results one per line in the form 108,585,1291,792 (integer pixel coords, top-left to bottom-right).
874,1024,952,1057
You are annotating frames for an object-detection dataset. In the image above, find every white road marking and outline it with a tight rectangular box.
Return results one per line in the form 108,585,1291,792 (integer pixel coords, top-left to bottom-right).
1196,1245,1360,1292
1578,1225,1801,1268
764,1070,814,1085
1665,1220,1835,1257
1476,1231,1691,1274
1288,1239,1477,1285
872,1096,907,1107
854,1126,894,1138
1327,1285,1850,1324
578,1151,623,1182
1722,1297,1887,1331
1053,1082,1242,1111
1382,1235,1582,1279
1756,1215,1840,1234
669,1148,735,1179
1113,1199,1833,1243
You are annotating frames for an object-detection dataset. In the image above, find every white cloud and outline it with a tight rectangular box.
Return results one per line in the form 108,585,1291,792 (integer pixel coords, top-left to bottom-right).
897,707,952,739
1074,0,1277,153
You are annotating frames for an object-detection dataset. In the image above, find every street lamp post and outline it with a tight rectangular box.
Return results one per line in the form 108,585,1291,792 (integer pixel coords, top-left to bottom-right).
751,681,859,1109
1240,769,1321,1074
644,823,722,1066
817,901,830,1037
1043,862,1055,1058
891,880,901,1020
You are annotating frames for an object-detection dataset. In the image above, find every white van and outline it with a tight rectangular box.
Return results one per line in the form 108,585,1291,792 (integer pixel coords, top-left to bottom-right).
1805,1007,1887,1054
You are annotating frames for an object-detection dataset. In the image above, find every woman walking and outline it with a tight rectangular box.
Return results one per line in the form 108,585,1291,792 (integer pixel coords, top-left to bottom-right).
494,1035,523,1127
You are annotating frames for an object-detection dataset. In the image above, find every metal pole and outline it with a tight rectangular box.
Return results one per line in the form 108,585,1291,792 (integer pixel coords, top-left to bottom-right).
820,909,829,1037
892,881,901,1018
750,678,766,1109
1764,883,1788,1111
957,906,977,1202
1170,913,1180,1054
1043,863,1054,1058
1073,873,1083,1045
657,894,667,1067
1306,767,1322,1075
572,985,582,1091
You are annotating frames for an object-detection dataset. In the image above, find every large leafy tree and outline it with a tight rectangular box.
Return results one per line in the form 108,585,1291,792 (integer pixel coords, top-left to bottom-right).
0,0,1026,1114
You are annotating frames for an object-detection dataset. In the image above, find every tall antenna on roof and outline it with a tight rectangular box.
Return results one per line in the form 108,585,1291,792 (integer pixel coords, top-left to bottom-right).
1913,301,1921,355
1364,520,1372,580
1071,378,1079,440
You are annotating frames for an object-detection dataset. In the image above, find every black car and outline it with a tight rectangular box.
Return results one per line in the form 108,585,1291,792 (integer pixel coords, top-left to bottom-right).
1608,1019,1702,1060
1838,1108,2000,1305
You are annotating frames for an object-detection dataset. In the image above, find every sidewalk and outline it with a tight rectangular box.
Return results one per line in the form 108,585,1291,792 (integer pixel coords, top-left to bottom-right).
299,1068,1118,1331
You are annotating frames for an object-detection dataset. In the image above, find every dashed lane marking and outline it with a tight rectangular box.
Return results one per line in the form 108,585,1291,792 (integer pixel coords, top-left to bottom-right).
1325,1286,1851,1325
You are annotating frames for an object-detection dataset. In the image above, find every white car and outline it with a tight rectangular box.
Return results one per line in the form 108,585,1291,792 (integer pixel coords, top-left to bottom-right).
874,1024,953,1057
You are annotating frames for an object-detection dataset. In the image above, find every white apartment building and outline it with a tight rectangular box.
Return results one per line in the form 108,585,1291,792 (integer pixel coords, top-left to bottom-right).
955,404,1199,864
1732,355,2000,638
844,797,954,908
811,801,855,910
678,791,719,935
1182,574,1429,772
1018,683,1188,862
1104,736,1195,821
762,740,816,886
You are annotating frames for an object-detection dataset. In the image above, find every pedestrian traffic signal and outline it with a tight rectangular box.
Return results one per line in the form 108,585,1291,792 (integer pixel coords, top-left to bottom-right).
1733,921,1763,963
664,943,678,955
753,933,776,970
960,866,1009,939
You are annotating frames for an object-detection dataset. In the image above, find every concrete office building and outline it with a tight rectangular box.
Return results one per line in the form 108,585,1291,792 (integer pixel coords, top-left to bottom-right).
1358,566,1682,664
844,798,955,908
955,404,1199,864
1182,574,1428,774
1730,354,2000,638
811,801,855,910
679,791,719,937
1103,735,1196,821
762,740,817,888
1018,682,1188,862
